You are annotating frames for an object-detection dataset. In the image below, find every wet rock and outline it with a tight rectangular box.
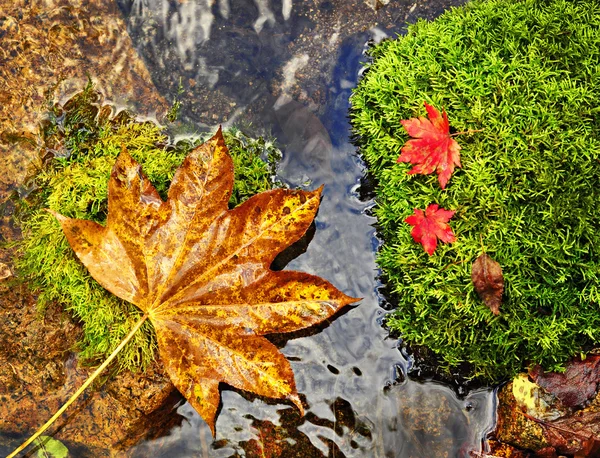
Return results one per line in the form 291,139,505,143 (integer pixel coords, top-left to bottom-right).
0,0,168,207
394,384,455,457
364,0,391,11
399,389,452,436
0,248,181,455
470,440,531,458
494,370,600,457
495,379,551,452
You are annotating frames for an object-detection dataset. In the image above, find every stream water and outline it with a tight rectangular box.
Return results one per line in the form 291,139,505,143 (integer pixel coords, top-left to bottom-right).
1,0,496,456
118,1,495,457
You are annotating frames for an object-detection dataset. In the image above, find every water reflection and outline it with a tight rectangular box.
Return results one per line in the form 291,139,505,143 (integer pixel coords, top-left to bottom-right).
120,0,490,457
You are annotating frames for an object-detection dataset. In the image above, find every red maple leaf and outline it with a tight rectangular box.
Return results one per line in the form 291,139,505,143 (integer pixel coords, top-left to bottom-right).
405,204,456,255
397,102,461,189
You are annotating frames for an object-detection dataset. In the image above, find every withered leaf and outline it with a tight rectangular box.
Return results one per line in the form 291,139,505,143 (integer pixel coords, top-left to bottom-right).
530,356,600,409
471,253,504,315
536,408,600,456
51,128,358,434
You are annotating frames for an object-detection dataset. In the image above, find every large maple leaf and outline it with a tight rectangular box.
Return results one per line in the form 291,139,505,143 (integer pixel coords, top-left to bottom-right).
397,102,461,189
50,128,358,434
405,204,456,255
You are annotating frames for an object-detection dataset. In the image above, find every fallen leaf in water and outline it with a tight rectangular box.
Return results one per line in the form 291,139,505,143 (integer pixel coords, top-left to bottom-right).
397,102,461,189
52,128,358,434
405,203,455,255
472,253,504,315
530,356,600,409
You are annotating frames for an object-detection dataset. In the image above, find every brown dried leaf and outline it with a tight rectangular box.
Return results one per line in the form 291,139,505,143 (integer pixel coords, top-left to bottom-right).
472,253,504,315
538,409,600,456
51,128,358,434
530,356,600,409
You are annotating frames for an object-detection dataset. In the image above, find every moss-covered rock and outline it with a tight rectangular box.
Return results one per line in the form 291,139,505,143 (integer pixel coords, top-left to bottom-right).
351,0,600,380
15,86,283,371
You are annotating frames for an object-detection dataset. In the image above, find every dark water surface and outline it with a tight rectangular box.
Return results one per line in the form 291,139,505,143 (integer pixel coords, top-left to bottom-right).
113,1,495,457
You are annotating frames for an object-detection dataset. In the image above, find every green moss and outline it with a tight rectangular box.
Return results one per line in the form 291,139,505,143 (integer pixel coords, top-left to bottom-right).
351,0,600,381
15,86,283,372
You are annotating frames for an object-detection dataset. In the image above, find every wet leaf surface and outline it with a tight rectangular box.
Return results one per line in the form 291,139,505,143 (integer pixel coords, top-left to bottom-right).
471,253,504,315
512,374,567,422
52,129,358,434
534,407,600,456
397,102,461,189
530,356,600,409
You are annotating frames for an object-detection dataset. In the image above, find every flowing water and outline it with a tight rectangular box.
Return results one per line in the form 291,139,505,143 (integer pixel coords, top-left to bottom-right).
1,0,496,456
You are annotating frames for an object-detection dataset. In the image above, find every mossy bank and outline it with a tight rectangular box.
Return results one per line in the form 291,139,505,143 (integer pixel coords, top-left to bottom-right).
15,86,283,371
351,0,600,380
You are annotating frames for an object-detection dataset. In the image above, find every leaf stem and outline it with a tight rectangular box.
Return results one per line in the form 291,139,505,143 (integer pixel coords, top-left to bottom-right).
7,313,149,458
449,128,484,137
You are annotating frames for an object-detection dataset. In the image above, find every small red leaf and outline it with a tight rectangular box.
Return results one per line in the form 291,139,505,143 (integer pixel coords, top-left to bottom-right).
397,102,461,189
471,253,504,315
405,204,455,255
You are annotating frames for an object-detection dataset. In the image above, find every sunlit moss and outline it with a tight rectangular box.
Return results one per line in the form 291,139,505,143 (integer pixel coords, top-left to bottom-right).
351,0,600,381
15,86,283,372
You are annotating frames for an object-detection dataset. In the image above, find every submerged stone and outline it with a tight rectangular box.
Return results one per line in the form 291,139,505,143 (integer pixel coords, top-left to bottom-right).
0,251,179,455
